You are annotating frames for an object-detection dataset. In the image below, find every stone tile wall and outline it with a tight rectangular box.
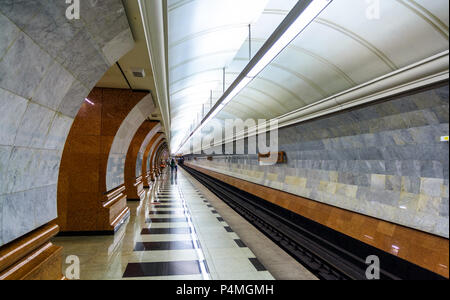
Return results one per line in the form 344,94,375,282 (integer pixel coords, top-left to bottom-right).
136,124,162,178
0,0,134,245
106,94,157,190
146,135,165,171
189,85,449,237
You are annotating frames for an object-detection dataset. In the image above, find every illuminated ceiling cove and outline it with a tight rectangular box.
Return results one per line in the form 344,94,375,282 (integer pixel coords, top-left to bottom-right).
165,0,449,153
168,0,270,150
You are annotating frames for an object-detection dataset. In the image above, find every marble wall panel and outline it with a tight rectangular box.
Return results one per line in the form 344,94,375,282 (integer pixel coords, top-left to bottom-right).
44,114,74,151
141,133,163,185
0,88,28,145
186,163,449,277
0,33,53,99
102,28,135,65
106,94,157,191
136,124,161,178
80,0,129,47
0,12,19,59
13,103,55,149
32,62,76,111
188,85,449,237
2,190,34,244
0,146,12,196
124,121,158,199
0,0,135,246
58,81,90,118
147,135,165,171
1,185,57,245
0,0,45,30
21,1,83,64
59,28,110,90
0,194,2,245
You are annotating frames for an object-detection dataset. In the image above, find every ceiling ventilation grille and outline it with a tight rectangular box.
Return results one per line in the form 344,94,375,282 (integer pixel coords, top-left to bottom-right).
131,68,146,78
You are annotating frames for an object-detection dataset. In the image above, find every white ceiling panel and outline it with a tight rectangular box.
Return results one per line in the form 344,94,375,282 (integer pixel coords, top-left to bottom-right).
168,0,270,150
172,0,449,153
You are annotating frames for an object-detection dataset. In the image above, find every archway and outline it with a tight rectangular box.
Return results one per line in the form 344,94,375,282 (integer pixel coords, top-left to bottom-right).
0,0,136,279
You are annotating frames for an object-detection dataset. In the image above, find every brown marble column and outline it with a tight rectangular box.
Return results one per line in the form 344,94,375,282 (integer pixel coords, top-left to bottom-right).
56,88,149,233
0,224,63,280
142,133,162,188
155,144,168,172
150,139,165,178
124,121,159,200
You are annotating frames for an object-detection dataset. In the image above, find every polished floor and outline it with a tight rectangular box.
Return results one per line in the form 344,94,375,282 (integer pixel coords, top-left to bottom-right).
53,169,283,280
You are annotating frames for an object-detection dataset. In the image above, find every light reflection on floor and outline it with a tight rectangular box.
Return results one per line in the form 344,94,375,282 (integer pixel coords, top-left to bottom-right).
53,169,274,280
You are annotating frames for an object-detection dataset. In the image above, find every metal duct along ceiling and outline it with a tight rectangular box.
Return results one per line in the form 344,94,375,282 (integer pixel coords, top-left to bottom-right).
168,0,449,154
220,0,449,116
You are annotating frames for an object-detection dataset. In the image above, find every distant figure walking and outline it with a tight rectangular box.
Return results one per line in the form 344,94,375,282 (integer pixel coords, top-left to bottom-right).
170,158,177,172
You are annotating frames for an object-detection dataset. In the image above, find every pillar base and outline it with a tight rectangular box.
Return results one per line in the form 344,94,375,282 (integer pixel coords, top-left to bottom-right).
58,208,130,237
0,224,64,280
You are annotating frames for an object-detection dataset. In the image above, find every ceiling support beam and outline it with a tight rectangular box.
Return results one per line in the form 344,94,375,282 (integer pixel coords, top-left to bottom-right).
138,0,172,149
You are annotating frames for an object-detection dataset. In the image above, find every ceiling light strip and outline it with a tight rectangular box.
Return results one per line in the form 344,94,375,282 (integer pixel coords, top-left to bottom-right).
175,0,332,154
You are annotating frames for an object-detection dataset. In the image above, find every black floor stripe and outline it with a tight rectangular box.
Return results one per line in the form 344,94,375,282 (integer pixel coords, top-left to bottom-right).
217,217,224,222
141,227,192,235
234,239,247,248
211,210,218,214
150,205,184,209
134,241,197,251
249,258,267,271
224,226,233,233
207,205,213,208
149,211,188,215
123,260,204,277
146,218,188,223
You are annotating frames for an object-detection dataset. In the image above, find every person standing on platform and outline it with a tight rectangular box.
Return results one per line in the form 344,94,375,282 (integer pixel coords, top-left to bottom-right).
170,158,177,173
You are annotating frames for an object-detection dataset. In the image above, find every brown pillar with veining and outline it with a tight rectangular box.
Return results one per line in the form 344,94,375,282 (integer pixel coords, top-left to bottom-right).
150,139,165,178
142,133,162,188
0,224,63,280
124,121,159,200
56,88,149,233
155,144,168,172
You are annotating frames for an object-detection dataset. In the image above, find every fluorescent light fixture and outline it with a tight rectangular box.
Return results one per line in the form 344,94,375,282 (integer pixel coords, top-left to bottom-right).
84,98,94,105
247,0,332,78
222,76,253,105
176,0,332,154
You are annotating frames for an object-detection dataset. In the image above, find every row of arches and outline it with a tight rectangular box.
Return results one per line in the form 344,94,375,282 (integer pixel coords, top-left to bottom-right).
56,88,167,233
0,0,165,247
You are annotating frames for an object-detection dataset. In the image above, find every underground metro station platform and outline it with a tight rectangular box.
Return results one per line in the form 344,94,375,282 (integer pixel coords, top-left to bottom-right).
0,0,448,287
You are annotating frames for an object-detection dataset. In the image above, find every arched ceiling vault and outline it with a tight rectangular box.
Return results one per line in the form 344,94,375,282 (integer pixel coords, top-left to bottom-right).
166,0,449,152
